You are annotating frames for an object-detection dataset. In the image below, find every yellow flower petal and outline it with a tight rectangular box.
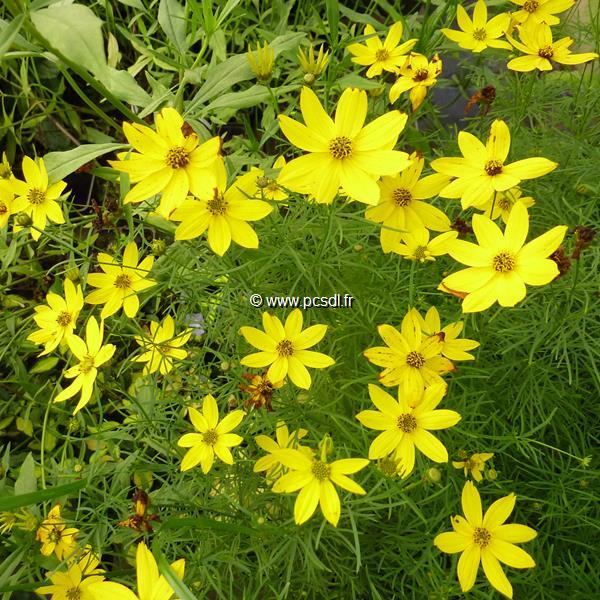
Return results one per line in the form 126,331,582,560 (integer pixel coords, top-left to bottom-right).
462,481,483,526
294,479,320,525
489,539,535,568
434,531,471,554
483,493,516,529
481,549,513,598
457,543,481,592
319,480,341,526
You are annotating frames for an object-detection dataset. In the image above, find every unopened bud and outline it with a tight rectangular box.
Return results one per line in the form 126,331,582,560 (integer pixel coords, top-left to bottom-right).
369,86,385,97
151,239,167,256
256,176,269,189
15,213,31,227
426,467,442,483
486,468,497,481
65,267,80,282
303,73,316,86
575,183,594,196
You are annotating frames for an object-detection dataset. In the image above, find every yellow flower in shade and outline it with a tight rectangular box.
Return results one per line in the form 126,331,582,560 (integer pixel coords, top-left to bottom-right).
134,316,192,375
389,53,442,111
251,156,288,202
277,87,410,205
171,163,273,256
27,279,84,355
37,563,108,600
434,482,536,598
453,452,494,482
10,157,66,241
272,442,369,526
365,152,451,252
239,309,335,389
0,181,15,228
178,394,244,473
477,187,535,223
85,241,156,319
247,41,275,81
392,228,458,262
441,1,511,53
363,309,453,392
431,119,558,209
36,505,78,560
109,108,222,218
347,22,417,78
507,21,598,71
510,0,575,26
240,372,284,410
357,383,460,477
298,44,330,77
415,306,480,361
0,152,13,180
441,201,567,312
54,317,116,414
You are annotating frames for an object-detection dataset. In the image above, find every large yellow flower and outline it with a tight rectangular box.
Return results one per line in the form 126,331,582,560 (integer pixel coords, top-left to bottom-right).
239,309,335,389
347,22,417,77
434,482,536,598
510,0,575,25
109,107,222,218
441,201,567,312
389,53,442,111
431,119,557,209
36,505,78,560
277,87,410,205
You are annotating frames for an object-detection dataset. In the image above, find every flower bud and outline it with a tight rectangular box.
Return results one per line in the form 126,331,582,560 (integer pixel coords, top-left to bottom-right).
303,73,316,86
151,239,167,256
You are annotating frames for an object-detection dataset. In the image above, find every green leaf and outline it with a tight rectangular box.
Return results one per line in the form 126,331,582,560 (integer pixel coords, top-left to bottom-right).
0,14,25,57
0,479,87,511
117,0,144,7
160,516,257,536
158,0,187,55
95,66,152,106
325,0,339,45
203,85,270,113
29,356,60,374
14,453,36,496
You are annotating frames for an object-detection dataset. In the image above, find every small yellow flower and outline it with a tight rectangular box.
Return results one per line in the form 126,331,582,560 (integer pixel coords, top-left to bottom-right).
510,0,575,26
134,315,192,375
240,372,285,410
36,505,78,560
392,228,458,262
389,53,442,111
247,41,275,81
239,309,335,389
477,188,535,223
297,43,330,76
178,394,244,473
453,452,494,482
250,156,288,202
0,181,15,228
347,22,417,78
434,482,536,598
85,241,156,319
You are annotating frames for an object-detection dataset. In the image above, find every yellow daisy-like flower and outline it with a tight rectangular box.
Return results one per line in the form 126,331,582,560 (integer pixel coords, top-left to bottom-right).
178,394,244,473
441,201,567,312
133,315,192,375
251,156,288,202
434,481,536,598
365,152,451,253
441,1,511,53
247,41,275,81
431,119,557,209
109,107,222,218
507,21,598,72
0,180,15,228
363,309,453,392
53,317,116,414
27,279,84,355
37,563,110,600
171,163,273,256
453,452,494,482
510,0,575,26
10,156,66,241
392,228,458,262
36,505,78,560
85,241,156,319
477,187,535,223
277,87,410,205
239,309,335,389
347,22,417,78
297,43,330,77
415,306,480,361
389,53,442,111
272,443,369,526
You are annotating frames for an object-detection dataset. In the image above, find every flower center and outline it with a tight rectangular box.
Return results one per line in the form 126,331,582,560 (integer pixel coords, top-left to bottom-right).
276,339,294,357
27,188,46,205
56,311,72,327
392,188,412,207
206,193,228,216
375,48,390,61
492,251,516,273
538,45,554,59
311,460,331,481
473,526,492,547
47,528,62,543
484,160,503,176
329,136,353,160
165,146,190,169
413,245,429,261
202,429,218,445
66,588,82,600
114,273,133,289
413,68,429,82
472,28,487,41
396,413,417,433
80,355,95,374
0,202,7,215
523,0,539,12
405,350,425,368
496,196,513,211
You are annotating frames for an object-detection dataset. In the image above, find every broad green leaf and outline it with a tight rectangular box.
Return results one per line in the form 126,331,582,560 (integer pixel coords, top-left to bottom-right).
203,85,270,113
0,480,87,511
14,453,36,496
30,356,60,374
337,73,383,90
117,0,144,7
158,0,187,55
95,66,152,106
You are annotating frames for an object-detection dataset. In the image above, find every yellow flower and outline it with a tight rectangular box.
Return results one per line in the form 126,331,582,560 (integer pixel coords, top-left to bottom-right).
365,152,451,252
298,44,329,77
27,279,84,355
510,0,575,26
272,443,369,526
239,309,335,389
85,241,156,319
357,383,460,477
434,481,536,598
240,372,285,410
441,201,567,312
392,228,458,262
507,21,598,71
277,87,410,205
453,452,494,482
36,505,78,560
347,22,417,77
53,317,116,414
109,108,222,218
431,119,557,209
10,157,66,241
389,53,442,111
363,309,453,392
0,181,15,228
247,41,275,81
415,306,480,361
171,163,273,256
251,156,288,202
441,1,511,53
477,187,535,223
134,315,192,375
178,394,244,473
